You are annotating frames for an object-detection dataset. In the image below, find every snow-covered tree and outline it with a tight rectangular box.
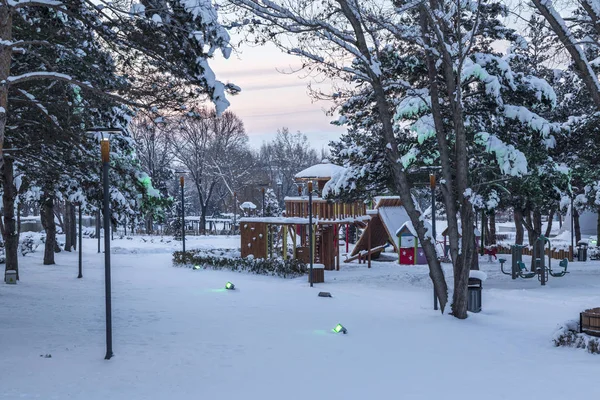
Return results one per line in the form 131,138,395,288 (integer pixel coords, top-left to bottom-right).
229,0,564,318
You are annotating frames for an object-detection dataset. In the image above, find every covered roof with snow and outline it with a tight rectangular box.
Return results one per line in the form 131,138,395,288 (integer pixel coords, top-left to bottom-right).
396,220,433,238
294,160,346,180
239,201,257,209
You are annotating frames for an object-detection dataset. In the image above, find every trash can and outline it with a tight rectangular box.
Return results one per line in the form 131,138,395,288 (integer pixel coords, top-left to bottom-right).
577,241,588,262
5,270,17,284
467,277,482,313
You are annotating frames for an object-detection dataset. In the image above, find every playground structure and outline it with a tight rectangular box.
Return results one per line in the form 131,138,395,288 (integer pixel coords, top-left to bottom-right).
395,220,433,265
347,196,417,265
239,161,370,273
499,236,569,285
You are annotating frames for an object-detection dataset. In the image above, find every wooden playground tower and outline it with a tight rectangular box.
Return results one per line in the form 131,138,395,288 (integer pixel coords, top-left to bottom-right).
239,162,370,271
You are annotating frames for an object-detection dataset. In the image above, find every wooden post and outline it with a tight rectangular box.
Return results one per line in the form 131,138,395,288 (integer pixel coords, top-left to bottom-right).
346,224,349,253
283,225,288,260
398,236,401,265
336,224,340,271
367,219,372,268
414,234,418,265
292,228,297,258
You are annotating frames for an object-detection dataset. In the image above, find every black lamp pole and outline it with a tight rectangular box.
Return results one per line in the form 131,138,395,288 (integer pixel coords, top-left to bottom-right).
180,176,185,253
233,192,237,234
97,209,101,253
101,138,113,360
308,181,314,287
78,203,82,279
262,187,266,217
430,173,438,310
571,192,574,261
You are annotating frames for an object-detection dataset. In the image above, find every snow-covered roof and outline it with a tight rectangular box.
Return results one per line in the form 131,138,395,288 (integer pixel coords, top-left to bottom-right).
239,201,257,209
295,161,346,180
379,206,410,241
395,220,433,238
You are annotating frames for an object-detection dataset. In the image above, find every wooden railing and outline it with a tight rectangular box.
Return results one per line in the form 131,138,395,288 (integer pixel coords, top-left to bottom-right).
284,197,367,220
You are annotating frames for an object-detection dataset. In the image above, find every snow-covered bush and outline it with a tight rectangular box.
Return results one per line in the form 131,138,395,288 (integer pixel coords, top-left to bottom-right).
172,249,307,278
552,320,600,354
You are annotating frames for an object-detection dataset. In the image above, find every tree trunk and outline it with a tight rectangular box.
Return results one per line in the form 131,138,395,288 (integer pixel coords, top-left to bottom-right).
514,208,524,245
17,201,21,238
489,212,496,245
574,207,581,243
2,156,18,279
41,192,57,265
525,211,535,246
545,208,555,238
559,210,562,229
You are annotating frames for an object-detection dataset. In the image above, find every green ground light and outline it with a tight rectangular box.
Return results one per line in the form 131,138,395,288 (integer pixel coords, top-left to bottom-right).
333,324,347,334
225,282,235,290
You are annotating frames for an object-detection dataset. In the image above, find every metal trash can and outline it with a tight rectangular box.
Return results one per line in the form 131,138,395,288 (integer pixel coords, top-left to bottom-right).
5,270,17,284
467,277,482,313
577,242,588,262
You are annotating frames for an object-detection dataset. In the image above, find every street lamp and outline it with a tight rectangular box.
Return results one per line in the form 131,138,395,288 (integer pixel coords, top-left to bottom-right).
233,192,237,234
76,202,83,279
262,187,266,217
571,186,578,262
308,181,314,287
101,138,113,360
180,175,185,253
430,173,438,311
276,179,283,207
87,127,124,361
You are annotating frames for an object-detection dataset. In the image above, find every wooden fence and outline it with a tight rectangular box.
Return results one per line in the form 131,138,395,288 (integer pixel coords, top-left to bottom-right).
495,245,571,261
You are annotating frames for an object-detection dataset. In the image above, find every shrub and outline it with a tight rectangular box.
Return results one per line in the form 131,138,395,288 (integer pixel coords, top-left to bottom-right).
172,248,307,278
552,320,600,354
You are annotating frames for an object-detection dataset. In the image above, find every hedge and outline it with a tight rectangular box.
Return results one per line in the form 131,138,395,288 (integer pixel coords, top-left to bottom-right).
172,248,308,278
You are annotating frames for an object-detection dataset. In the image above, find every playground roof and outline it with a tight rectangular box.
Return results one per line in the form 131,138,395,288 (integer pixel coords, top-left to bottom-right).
240,201,257,209
294,162,346,180
395,220,433,238
350,198,411,257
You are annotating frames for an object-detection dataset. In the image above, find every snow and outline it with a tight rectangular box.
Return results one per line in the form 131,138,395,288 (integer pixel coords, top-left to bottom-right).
295,161,346,179
239,201,257,209
1,235,599,399
469,269,487,281
395,219,433,239
378,206,410,240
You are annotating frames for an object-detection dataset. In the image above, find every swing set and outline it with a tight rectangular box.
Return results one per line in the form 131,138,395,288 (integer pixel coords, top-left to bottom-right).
499,236,569,285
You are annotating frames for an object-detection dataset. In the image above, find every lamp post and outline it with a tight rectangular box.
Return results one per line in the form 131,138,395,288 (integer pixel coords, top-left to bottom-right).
261,187,266,217
430,173,438,311
101,138,113,360
308,181,314,287
571,188,576,262
180,175,185,254
233,192,237,234
77,202,83,279
97,209,101,253
276,179,282,207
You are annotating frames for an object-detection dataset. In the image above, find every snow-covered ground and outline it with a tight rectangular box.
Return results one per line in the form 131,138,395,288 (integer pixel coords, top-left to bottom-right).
1,235,599,399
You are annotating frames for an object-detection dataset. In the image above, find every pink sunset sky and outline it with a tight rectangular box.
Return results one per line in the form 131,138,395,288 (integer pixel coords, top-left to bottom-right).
211,41,345,151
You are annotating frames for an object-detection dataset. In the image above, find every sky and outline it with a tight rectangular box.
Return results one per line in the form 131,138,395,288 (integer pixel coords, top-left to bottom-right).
210,41,345,151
